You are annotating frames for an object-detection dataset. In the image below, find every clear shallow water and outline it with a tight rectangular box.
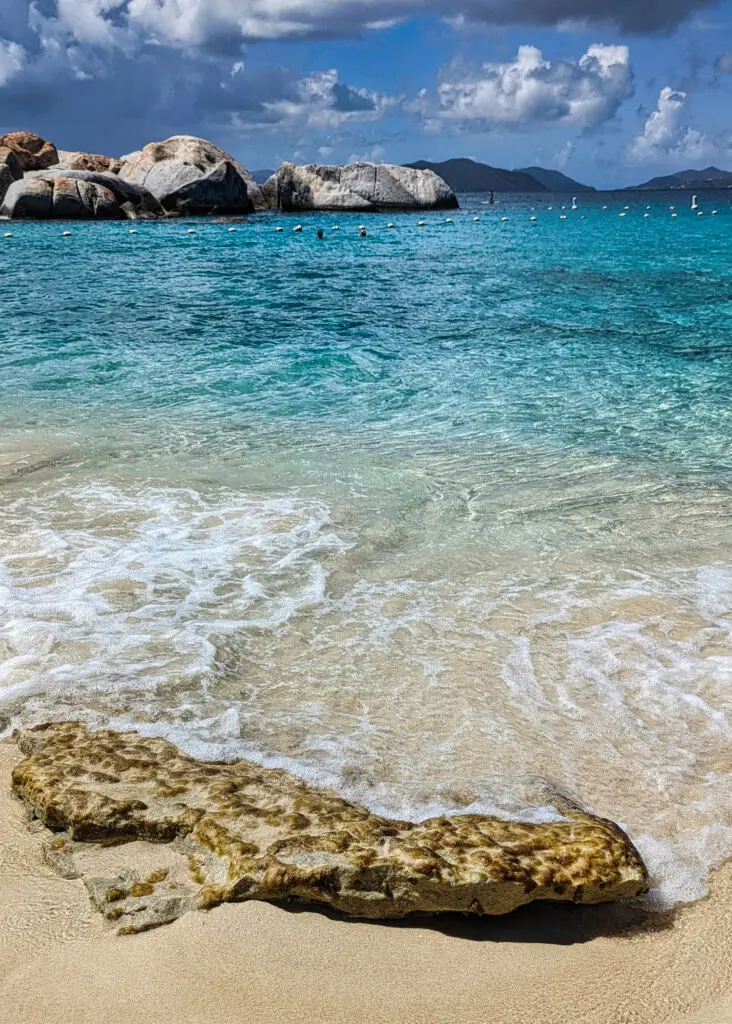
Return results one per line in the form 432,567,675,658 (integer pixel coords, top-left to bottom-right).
1,192,730,907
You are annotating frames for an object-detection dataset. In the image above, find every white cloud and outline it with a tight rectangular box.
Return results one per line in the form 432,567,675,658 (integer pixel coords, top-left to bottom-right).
0,37,25,85
435,44,632,130
627,87,713,163
229,69,391,134
553,140,575,167
3,0,715,53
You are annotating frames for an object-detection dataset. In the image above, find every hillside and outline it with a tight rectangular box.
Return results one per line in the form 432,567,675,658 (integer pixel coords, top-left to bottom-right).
626,166,732,190
405,158,547,192
518,166,594,191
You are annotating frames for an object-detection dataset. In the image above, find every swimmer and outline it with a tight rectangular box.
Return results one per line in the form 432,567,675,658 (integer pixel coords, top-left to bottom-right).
359,227,367,237
317,229,324,239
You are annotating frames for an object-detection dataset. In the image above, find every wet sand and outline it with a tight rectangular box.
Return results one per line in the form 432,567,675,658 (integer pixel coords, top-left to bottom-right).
1,742,730,1024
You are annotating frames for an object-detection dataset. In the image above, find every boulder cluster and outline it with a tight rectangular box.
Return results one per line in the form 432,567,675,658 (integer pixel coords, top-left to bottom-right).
0,131,457,221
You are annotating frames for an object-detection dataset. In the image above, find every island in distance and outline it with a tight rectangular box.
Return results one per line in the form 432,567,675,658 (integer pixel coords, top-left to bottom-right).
405,157,593,193
625,165,732,189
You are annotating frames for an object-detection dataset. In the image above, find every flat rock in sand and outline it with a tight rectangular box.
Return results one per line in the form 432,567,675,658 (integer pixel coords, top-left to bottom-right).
11,723,648,935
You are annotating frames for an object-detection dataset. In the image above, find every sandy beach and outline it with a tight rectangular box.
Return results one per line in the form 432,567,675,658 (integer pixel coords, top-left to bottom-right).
1,741,730,1024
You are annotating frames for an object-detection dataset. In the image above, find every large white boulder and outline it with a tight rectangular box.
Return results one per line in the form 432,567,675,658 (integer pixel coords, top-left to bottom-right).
264,162,458,211
118,135,264,214
0,173,151,220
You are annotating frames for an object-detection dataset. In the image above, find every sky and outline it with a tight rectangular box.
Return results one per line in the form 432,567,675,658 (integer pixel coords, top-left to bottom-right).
1,1,732,187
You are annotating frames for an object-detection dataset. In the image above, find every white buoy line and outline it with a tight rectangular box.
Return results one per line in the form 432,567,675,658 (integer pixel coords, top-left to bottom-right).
15,202,724,245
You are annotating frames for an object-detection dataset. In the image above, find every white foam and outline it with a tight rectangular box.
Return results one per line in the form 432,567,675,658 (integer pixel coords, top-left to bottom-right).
2,481,731,910
0,484,348,706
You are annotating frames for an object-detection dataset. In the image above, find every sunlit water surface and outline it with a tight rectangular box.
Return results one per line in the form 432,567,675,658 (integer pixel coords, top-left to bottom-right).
1,191,730,906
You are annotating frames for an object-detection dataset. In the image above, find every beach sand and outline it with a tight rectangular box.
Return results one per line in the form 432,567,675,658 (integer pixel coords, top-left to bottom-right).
1,741,730,1024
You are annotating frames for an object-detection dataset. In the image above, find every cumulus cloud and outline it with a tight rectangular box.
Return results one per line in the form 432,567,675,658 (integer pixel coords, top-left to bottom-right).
240,70,390,133
434,44,633,130
0,38,25,86
553,140,575,167
627,87,712,163
0,0,718,55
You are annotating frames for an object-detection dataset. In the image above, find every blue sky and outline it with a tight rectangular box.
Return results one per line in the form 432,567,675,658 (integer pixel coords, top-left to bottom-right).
1,1,732,187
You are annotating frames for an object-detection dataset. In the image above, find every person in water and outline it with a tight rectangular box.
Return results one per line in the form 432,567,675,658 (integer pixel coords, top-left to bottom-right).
359,227,367,237
489,190,494,205
317,229,324,239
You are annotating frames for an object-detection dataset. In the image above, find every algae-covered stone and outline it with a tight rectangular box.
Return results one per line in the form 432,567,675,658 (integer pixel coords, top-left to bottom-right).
12,723,648,933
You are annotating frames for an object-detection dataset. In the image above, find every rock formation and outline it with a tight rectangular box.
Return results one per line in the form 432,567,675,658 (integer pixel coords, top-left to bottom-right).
263,162,458,211
0,171,159,220
0,145,23,205
2,171,162,220
0,131,59,171
12,723,648,935
53,150,123,174
118,135,264,214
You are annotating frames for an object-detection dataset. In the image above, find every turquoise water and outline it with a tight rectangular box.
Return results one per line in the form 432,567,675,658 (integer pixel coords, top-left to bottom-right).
1,192,730,906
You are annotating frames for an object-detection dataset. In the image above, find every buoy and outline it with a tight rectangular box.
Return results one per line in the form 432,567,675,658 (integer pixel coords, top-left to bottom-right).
386,223,395,229
445,218,453,224
3,232,13,238
275,226,284,232
698,211,704,216
547,206,553,211
560,214,567,220
61,230,73,236
228,227,237,232
128,228,137,234
332,225,339,231
580,215,585,220
624,206,630,210
473,216,480,222
669,206,675,211
619,212,626,217
501,217,509,222
644,213,650,218
186,228,196,234
293,225,303,233
672,213,678,218
418,220,426,226
712,210,718,215
529,216,537,222
602,205,607,210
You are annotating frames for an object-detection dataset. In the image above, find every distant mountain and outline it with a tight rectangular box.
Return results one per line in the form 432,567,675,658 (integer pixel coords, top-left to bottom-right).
517,166,594,191
251,169,275,184
626,166,732,190
405,158,548,192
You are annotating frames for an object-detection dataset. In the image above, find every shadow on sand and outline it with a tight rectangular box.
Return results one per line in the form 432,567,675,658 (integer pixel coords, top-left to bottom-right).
276,895,678,945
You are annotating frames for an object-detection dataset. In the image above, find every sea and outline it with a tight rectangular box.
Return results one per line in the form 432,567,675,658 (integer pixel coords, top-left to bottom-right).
1,190,730,908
